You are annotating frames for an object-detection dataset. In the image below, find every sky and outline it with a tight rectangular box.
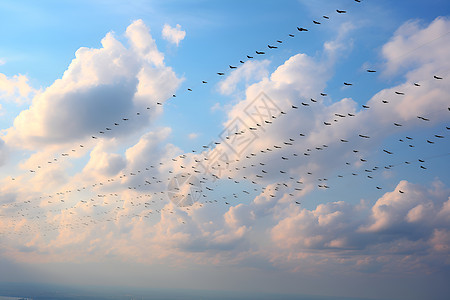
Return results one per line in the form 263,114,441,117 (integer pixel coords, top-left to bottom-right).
0,0,449,299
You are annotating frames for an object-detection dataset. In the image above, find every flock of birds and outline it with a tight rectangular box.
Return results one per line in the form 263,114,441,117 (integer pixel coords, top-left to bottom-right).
1,0,449,239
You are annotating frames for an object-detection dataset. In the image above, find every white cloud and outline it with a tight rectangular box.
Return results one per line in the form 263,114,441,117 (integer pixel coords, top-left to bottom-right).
162,24,186,46
218,60,270,95
4,19,182,150
0,73,37,104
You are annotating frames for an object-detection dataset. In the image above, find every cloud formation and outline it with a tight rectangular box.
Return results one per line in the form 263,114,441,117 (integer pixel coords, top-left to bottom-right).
162,24,186,46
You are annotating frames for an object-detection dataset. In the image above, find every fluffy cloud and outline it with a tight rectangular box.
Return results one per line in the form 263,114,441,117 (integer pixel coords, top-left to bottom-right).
218,60,270,95
5,19,181,149
0,73,37,104
162,24,186,46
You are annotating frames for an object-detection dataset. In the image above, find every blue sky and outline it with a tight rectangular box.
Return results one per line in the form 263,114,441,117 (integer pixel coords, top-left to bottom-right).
0,1,450,299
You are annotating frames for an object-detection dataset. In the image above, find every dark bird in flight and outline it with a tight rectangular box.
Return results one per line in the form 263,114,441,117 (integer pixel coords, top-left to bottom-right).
202,81,207,83
320,93,327,96
311,98,317,102
301,102,310,106
268,45,278,49
292,105,298,109
417,116,429,121
323,15,329,19
383,149,393,154
344,82,352,86
289,34,295,37
340,139,348,142
313,20,321,24
348,113,355,116
399,190,404,193
426,140,434,144
156,103,162,105
229,65,237,69
359,134,370,138
355,0,361,2
297,27,308,31
420,166,427,169
187,88,192,91
382,100,389,104
434,75,443,79
240,60,245,63
217,72,225,75
395,91,404,95
324,122,331,125
418,159,425,163
277,40,283,43
367,69,376,72
362,105,370,109
394,123,402,126
256,51,265,55
414,83,420,86
336,9,347,13
247,55,253,59
406,136,413,140
435,135,444,138
376,186,382,190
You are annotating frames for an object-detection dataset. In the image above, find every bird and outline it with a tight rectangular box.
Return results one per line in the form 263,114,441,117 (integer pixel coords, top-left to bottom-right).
202,80,207,84
217,72,225,75
277,40,283,43
320,93,327,96
359,134,370,138
367,69,376,72
323,15,329,19
382,100,389,104
336,9,347,13
434,75,443,79
289,34,295,37
324,122,331,126
256,51,265,55
247,55,253,59
297,27,308,31
301,102,310,106
310,98,317,102
313,20,321,24
292,105,298,109
383,149,393,154
344,82,352,86
399,190,404,193
417,116,429,121
395,91,404,95
394,123,402,126
435,135,444,138
229,65,237,69
426,140,435,144
362,105,370,109
414,83,420,86
268,45,278,49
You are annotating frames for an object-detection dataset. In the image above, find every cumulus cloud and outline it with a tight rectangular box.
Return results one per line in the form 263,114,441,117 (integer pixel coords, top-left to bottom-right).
162,24,186,46
5,19,181,149
0,73,37,104
382,17,450,76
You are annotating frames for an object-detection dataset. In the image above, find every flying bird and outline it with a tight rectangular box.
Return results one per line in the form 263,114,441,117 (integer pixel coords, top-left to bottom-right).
229,65,237,69
336,9,347,13
217,72,225,75
268,45,278,49
344,82,352,86
297,27,308,31
256,51,265,54
313,20,321,24
367,69,376,72
323,15,329,19
434,75,443,79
